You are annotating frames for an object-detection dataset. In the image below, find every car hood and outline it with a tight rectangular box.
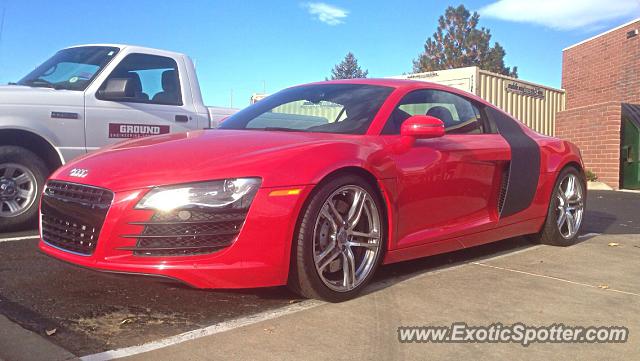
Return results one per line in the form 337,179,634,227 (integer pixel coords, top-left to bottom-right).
52,129,380,192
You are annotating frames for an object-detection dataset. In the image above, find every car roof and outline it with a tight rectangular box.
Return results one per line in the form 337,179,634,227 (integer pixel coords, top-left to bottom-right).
304,78,495,108
307,78,433,88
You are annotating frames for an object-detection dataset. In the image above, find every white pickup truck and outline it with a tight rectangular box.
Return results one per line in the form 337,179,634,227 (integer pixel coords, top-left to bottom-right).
0,44,237,230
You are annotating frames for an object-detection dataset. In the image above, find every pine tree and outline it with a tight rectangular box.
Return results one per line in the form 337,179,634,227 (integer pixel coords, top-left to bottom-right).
413,5,518,77
329,52,369,80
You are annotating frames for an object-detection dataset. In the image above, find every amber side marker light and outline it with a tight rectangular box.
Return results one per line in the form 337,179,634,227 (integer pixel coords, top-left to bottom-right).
269,189,302,196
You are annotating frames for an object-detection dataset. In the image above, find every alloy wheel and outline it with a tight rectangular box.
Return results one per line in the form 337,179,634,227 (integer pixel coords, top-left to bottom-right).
556,173,584,239
0,163,38,217
312,185,381,292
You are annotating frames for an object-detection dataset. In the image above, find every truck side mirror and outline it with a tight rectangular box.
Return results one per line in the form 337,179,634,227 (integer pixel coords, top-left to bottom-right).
98,78,133,100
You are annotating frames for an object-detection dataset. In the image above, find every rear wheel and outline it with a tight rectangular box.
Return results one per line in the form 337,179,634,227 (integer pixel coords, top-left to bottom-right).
289,175,386,302
0,146,47,231
530,167,585,246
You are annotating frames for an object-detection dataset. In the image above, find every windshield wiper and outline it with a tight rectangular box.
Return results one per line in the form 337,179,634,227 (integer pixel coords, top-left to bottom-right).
260,127,306,132
23,79,63,90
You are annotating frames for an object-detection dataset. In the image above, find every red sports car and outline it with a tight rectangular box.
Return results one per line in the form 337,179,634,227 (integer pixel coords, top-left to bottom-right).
39,79,586,301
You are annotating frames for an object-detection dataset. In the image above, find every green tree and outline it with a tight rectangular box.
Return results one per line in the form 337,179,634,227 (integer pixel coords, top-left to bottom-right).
413,5,518,77
329,52,368,80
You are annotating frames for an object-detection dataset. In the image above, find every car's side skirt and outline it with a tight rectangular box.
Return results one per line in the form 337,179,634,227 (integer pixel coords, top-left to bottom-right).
382,216,544,265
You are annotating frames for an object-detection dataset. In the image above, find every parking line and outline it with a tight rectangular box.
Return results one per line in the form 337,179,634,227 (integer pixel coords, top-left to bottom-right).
80,241,548,360
0,235,39,243
80,299,324,361
472,262,640,297
83,266,489,361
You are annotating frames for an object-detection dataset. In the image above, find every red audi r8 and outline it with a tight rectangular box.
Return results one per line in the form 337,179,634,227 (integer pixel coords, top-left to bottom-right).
39,79,586,301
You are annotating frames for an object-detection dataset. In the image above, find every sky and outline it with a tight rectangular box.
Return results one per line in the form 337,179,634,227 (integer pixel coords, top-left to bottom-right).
0,0,638,108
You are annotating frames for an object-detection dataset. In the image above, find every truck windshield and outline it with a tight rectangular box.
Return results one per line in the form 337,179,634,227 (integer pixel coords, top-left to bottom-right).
17,46,119,91
219,84,393,135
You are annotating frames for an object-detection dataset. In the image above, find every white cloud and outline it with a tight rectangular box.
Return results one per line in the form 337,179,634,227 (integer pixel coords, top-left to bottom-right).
304,2,348,26
479,0,640,30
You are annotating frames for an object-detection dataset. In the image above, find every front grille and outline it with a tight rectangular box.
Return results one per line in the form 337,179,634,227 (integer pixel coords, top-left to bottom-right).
45,180,113,205
122,210,246,257
41,181,113,256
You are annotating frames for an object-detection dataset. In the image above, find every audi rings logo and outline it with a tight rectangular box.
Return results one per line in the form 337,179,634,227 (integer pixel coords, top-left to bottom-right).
69,168,89,178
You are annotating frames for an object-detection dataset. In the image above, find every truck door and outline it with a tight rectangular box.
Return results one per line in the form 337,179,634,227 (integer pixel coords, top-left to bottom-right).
84,53,200,150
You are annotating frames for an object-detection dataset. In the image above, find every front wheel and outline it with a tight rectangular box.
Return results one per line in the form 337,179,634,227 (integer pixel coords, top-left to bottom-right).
530,167,586,246
289,175,386,302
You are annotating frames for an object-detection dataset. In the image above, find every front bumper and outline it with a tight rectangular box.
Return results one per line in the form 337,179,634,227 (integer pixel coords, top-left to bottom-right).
39,184,312,289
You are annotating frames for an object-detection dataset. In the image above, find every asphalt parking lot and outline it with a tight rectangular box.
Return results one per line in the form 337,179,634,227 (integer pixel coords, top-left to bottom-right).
0,190,638,360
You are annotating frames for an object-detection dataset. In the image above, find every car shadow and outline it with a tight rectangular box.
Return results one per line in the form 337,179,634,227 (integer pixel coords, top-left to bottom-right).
211,236,537,302
229,192,632,300
583,190,640,235
368,236,534,293
582,210,631,235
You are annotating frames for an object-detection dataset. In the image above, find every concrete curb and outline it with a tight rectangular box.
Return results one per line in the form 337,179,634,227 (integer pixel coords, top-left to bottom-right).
0,315,78,361
618,188,640,194
587,181,613,190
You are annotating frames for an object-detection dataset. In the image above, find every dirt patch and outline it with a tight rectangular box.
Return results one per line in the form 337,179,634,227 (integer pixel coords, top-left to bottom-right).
67,308,194,343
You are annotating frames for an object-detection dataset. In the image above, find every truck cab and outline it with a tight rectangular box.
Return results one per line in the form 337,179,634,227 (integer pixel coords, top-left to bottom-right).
0,44,235,230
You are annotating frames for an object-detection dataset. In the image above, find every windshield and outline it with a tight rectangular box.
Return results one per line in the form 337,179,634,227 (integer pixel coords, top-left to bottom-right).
219,84,394,134
17,46,119,91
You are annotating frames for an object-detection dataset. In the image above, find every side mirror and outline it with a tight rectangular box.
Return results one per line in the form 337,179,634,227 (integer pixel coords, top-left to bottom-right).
98,78,133,100
400,115,445,139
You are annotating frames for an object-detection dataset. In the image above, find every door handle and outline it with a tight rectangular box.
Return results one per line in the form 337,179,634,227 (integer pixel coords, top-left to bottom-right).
175,115,189,123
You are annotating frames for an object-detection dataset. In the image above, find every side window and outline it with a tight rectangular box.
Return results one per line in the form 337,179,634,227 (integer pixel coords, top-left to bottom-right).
382,89,488,135
99,53,182,106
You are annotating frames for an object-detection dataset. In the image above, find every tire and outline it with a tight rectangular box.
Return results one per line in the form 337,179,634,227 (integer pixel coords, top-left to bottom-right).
529,166,586,246
288,174,386,302
0,146,48,231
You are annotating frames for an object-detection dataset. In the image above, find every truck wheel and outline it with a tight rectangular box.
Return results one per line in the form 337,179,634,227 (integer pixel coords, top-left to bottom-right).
0,146,48,231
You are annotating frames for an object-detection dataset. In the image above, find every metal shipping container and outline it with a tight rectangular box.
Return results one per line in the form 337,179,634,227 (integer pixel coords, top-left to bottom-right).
389,66,565,136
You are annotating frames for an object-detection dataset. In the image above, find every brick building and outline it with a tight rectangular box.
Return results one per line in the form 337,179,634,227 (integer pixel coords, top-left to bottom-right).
556,18,640,189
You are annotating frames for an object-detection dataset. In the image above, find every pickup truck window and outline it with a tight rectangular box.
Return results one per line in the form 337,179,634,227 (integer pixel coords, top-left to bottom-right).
98,53,183,106
17,46,119,91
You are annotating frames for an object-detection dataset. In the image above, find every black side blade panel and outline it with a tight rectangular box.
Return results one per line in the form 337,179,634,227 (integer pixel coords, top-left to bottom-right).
486,107,541,218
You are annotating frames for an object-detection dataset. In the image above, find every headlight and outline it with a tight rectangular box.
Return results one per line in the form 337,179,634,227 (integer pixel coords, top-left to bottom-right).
135,178,261,212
